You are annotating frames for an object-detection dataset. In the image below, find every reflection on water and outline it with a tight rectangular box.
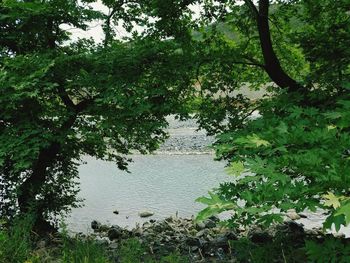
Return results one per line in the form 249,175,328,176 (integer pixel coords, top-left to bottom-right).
66,154,229,232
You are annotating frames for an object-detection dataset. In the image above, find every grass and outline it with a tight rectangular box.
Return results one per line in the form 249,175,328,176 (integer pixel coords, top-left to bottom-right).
0,215,34,263
0,216,188,263
61,237,110,263
117,238,188,263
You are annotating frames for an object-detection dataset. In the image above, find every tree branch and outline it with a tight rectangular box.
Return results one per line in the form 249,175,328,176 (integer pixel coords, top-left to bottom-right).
57,85,95,113
244,0,259,18
57,85,76,110
103,1,125,47
254,0,302,92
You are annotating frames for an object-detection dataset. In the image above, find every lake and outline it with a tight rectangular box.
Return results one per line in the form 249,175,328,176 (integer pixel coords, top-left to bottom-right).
66,153,350,237
65,115,350,237
66,154,229,233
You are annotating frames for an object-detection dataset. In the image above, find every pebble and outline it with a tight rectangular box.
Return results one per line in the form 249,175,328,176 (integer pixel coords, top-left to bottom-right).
91,220,101,230
139,211,154,218
107,226,124,240
286,209,301,220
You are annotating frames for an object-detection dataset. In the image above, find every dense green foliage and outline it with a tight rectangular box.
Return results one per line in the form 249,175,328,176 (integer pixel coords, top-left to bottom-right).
1,3,350,262
0,0,196,226
195,0,350,233
201,93,350,230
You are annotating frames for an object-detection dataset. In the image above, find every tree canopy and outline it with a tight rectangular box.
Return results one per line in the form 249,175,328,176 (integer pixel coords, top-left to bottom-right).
0,0,196,230
1,0,349,235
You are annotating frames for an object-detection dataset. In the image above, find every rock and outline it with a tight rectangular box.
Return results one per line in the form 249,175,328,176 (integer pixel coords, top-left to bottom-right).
109,242,119,249
95,236,110,245
203,219,216,229
143,222,151,228
198,238,209,249
196,229,210,238
278,221,305,242
150,219,156,223
224,231,238,241
113,210,119,215
186,237,200,246
212,235,229,249
216,247,225,260
133,227,143,237
305,228,322,236
299,213,308,218
191,246,199,252
99,224,110,232
208,215,220,223
139,211,154,218
283,220,305,235
286,209,301,220
195,222,206,230
249,229,273,243
165,216,174,223
91,220,101,230
107,226,123,240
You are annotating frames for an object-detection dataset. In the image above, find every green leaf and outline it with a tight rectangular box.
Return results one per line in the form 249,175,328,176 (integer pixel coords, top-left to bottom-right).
225,161,245,176
234,134,270,148
323,214,346,232
195,192,235,222
323,192,341,209
335,202,350,225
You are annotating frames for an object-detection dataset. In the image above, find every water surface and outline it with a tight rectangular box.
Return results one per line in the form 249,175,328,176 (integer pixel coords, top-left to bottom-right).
67,154,229,232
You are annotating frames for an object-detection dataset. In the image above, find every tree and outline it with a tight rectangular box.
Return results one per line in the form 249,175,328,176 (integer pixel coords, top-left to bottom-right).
193,0,350,231
0,0,196,231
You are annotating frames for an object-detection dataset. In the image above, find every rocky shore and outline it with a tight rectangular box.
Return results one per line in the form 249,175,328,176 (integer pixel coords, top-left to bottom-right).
83,215,334,262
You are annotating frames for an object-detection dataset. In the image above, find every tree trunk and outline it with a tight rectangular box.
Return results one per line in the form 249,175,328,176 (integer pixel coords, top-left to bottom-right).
17,113,78,233
256,0,302,92
17,142,61,233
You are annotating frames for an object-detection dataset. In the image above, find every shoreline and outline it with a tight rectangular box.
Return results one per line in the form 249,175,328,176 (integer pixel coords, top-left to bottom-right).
60,215,347,262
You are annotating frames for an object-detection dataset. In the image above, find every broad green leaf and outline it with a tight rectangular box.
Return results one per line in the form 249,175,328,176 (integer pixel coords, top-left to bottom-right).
234,134,270,148
323,214,346,232
323,192,341,209
195,192,235,222
335,202,350,225
225,161,244,176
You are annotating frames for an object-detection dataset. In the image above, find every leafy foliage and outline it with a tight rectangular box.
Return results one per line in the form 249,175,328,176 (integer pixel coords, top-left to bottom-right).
0,0,196,225
305,237,350,263
195,0,350,233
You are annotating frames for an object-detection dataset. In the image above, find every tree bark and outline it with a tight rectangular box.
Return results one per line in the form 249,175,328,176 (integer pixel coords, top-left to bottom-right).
17,141,61,231
17,112,79,233
247,0,302,92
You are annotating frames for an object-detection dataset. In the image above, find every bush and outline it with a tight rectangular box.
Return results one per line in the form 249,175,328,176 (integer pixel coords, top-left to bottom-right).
305,237,350,263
